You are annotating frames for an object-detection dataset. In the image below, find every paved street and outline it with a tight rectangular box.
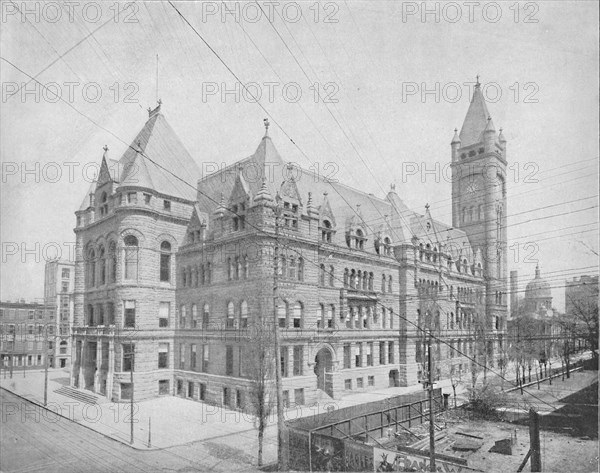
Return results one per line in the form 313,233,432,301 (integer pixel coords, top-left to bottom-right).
0,389,270,473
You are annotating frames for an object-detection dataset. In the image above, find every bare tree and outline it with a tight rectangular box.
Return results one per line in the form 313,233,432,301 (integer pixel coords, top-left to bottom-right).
565,290,599,360
245,319,276,466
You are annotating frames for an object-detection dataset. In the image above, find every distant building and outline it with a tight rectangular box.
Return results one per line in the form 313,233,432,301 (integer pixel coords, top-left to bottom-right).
565,275,598,353
44,260,75,368
508,266,560,361
0,300,55,370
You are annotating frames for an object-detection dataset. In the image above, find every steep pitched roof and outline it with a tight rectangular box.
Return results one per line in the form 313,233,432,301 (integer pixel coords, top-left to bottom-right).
197,134,285,212
116,108,200,201
459,83,492,147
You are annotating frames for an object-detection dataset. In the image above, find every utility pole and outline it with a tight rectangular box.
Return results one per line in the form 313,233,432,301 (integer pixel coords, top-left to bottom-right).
44,324,49,406
272,189,288,471
427,332,436,472
130,350,134,445
528,408,541,471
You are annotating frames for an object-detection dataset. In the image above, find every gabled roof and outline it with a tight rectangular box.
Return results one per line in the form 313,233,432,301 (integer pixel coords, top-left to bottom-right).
116,107,200,201
459,83,492,147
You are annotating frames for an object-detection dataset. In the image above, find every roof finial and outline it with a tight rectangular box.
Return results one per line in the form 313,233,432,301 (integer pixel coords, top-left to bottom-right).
103,145,108,152
425,203,430,211
390,183,396,192
476,74,480,87
263,118,270,137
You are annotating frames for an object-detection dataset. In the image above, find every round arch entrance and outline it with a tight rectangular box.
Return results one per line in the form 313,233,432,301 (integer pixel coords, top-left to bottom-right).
314,347,334,397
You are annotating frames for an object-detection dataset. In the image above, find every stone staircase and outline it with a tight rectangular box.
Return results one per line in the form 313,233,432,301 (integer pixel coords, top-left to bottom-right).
54,386,100,405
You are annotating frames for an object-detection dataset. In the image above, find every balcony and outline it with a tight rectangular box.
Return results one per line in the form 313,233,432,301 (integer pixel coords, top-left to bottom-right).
72,326,117,337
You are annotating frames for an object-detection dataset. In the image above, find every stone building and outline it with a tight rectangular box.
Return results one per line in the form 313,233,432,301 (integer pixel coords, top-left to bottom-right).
508,266,560,362
0,300,55,370
44,259,75,368
71,81,508,404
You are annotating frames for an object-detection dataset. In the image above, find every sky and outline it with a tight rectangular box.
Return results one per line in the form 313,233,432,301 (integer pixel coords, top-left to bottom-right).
1,0,598,310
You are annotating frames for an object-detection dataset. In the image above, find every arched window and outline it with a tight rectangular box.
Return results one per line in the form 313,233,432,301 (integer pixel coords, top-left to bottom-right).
343,268,349,287
191,304,198,328
368,272,374,291
98,245,106,285
298,257,304,281
419,243,424,260
317,304,324,329
289,258,296,279
381,274,386,293
433,247,438,263
281,256,287,278
383,237,392,256
277,301,287,328
100,192,108,216
240,301,248,328
328,305,335,329
124,235,139,280
388,276,392,293
160,241,171,282
180,305,187,328
108,241,117,283
322,220,333,242
226,302,235,328
478,204,483,220
292,302,302,328
350,269,356,289
206,262,212,284
382,307,387,329
202,303,210,329
320,264,326,286
425,244,431,262
329,265,335,287
235,256,241,280
243,256,249,279
227,258,233,281
87,249,96,287
355,229,365,250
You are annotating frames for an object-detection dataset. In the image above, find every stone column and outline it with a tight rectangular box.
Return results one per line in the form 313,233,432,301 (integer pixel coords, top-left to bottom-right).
79,338,86,389
94,340,102,392
107,340,114,400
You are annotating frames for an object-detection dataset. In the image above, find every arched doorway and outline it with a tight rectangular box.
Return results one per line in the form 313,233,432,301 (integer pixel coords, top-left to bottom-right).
314,348,334,397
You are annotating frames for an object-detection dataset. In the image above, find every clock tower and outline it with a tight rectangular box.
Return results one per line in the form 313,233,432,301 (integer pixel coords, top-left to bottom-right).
450,78,508,330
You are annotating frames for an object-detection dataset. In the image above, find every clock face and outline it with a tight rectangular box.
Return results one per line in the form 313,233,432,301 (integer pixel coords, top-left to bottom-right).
467,182,479,195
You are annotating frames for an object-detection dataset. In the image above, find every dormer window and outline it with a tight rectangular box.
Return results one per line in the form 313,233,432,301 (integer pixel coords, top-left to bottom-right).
354,229,365,250
163,200,171,211
383,237,392,256
321,220,333,242
232,202,246,231
127,192,137,204
282,201,298,229
144,193,151,205
99,192,108,216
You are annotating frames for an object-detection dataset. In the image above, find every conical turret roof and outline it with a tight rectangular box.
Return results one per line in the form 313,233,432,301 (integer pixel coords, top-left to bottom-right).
459,83,492,147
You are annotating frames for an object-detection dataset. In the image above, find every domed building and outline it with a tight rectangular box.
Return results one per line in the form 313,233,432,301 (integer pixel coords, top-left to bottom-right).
509,265,559,364
522,265,554,317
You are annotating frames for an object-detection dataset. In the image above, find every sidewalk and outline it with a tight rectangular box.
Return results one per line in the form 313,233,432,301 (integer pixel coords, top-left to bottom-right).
0,368,426,451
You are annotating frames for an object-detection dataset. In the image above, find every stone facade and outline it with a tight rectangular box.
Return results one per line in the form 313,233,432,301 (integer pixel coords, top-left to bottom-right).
70,86,508,406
